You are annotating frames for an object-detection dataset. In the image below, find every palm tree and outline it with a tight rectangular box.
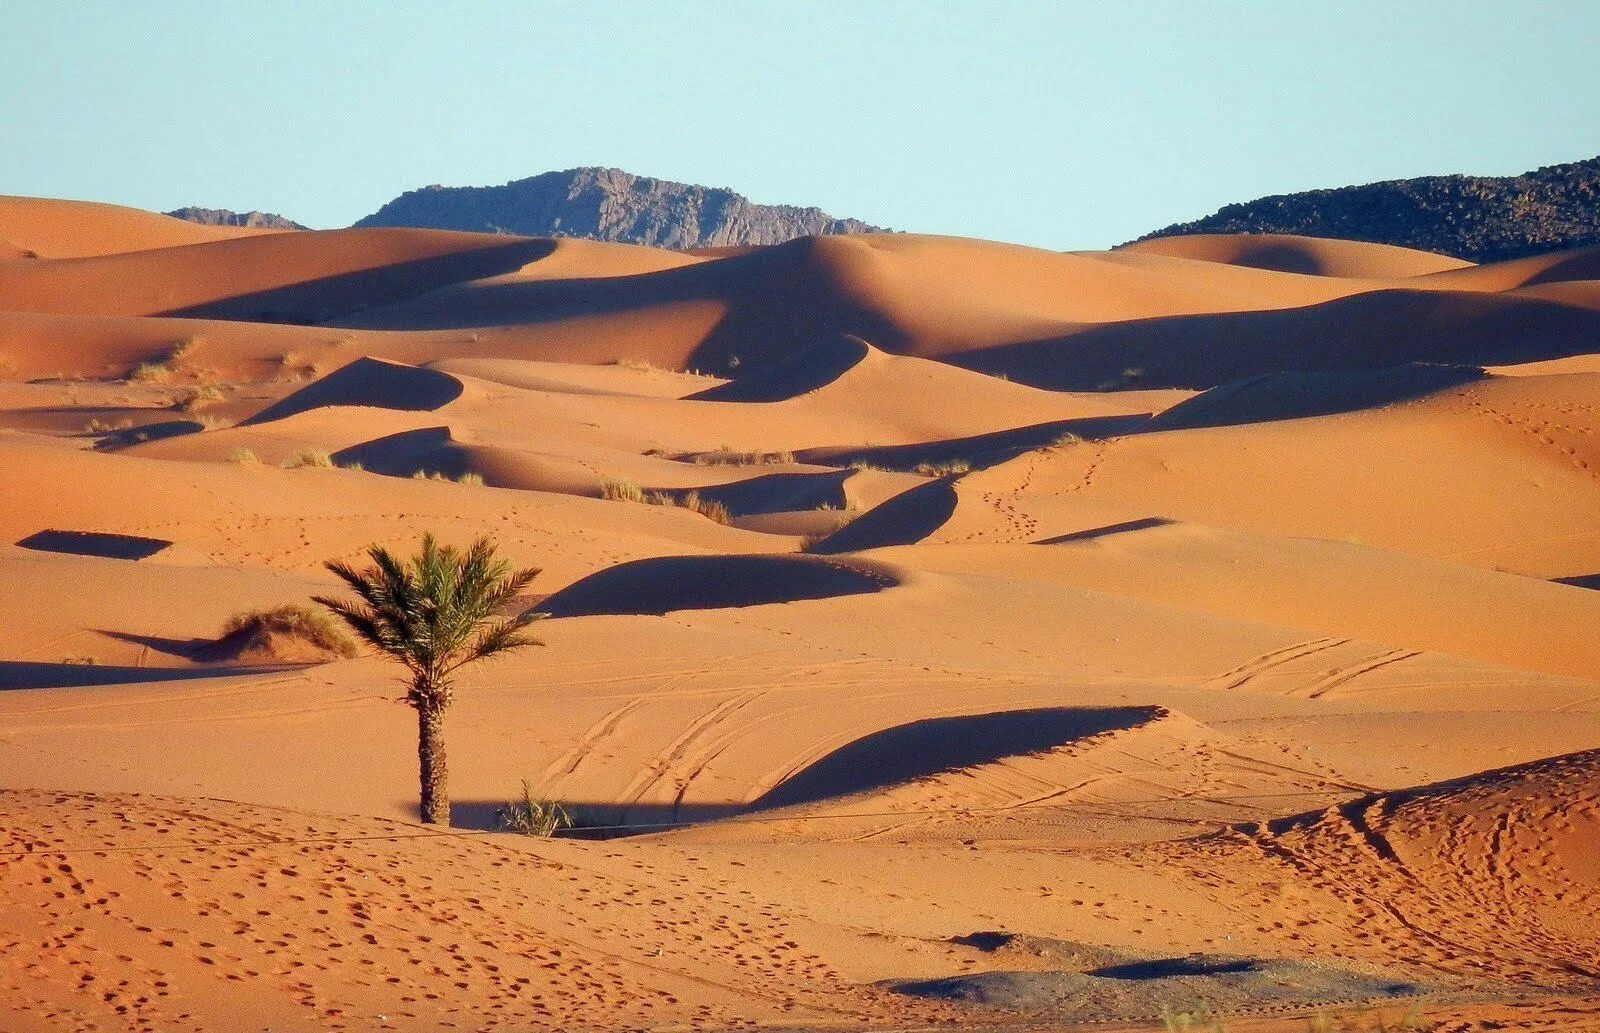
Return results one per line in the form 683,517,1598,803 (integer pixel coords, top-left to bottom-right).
315,534,542,825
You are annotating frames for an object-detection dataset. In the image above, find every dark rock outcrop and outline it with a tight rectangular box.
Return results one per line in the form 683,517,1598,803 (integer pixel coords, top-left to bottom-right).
353,167,886,248
1136,155,1600,263
166,207,307,230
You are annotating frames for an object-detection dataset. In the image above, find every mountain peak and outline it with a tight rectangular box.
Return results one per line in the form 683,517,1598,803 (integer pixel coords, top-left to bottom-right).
353,168,887,249
166,206,307,230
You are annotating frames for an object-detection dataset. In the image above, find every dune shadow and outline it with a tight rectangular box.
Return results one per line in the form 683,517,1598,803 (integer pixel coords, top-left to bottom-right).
1035,517,1175,545
665,470,852,518
754,705,1163,810
1556,574,1600,591
17,529,172,560
159,239,555,325
538,554,897,617
806,479,958,554
958,288,1600,390
95,630,211,660
688,333,870,402
331,426,462,477
1149,363,1486,430
444,799,743,835
245,358,464,425
0,660,295,691
797,414,1150,473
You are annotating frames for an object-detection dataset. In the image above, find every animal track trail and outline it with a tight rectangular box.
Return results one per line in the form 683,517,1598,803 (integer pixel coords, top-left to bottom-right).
1469,401,1597,478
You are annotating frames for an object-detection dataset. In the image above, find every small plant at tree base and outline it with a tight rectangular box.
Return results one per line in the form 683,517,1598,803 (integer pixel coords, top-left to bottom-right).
496,779,575,837
315,535,542,825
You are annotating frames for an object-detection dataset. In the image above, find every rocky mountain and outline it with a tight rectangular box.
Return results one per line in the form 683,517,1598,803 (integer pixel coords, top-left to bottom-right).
353,167,886,249
166,207,307,230
1136,155,1600,263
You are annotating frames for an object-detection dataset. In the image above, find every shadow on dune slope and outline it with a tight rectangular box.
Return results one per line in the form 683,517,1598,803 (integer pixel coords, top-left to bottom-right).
1149,363,1487,430
159,238,554,324
959,289,1600,390
244,357,464,424
806,479,959,554
755,706,1164,810
688,333,871,402
537,554,900,617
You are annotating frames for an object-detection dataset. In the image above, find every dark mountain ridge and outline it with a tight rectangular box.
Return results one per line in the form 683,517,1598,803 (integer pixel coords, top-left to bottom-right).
1135,155,1600,263
352,167,886,249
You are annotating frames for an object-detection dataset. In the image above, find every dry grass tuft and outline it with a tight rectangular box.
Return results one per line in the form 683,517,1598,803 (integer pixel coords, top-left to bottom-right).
219,604,360,658
176,384,227,412
693,450,795,466
282,449,334,469
601,478,645,503
228,447,260,464
913,459,971,477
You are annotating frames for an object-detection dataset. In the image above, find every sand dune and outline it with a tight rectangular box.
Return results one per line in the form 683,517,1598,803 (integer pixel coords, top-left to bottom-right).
1121,232,1475,278
3,194,1598,1030
0,195,287,258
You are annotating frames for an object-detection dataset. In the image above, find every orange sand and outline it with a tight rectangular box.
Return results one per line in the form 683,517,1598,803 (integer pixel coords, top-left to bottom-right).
1,198,1597,1032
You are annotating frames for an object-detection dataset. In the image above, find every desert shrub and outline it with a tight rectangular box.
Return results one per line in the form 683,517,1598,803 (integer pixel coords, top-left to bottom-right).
496,779,574,837
410,469,484,485
913,459,971,477
614,357,664,372
601,478,645,503
228,447,260,464
219,604,360,658
83,417,134,435
176,384,227,412
128,361,173,384
694,450,795,466
847,460,886,472
663,490,731,525
282,449,334,469
1052,432,1083,448
339,461,365,472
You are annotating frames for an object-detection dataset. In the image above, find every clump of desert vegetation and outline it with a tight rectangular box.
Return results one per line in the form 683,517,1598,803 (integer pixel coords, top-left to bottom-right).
912,459,971,477
496,779,575,837
128,360,175,384
410,469,485,486
613,356,668,372
282,449,334,469
599,480,731,524
127,337,202,384
228,447,260,464
176,383,227,412
693,449,795,466
213,604,361,662
83,416,134,435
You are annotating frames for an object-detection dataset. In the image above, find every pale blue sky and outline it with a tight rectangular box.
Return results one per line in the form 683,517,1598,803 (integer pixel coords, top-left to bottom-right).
3,1,1596,248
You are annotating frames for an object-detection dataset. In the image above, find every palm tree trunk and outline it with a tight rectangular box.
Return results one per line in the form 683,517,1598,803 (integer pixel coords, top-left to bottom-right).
417,698,449,825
